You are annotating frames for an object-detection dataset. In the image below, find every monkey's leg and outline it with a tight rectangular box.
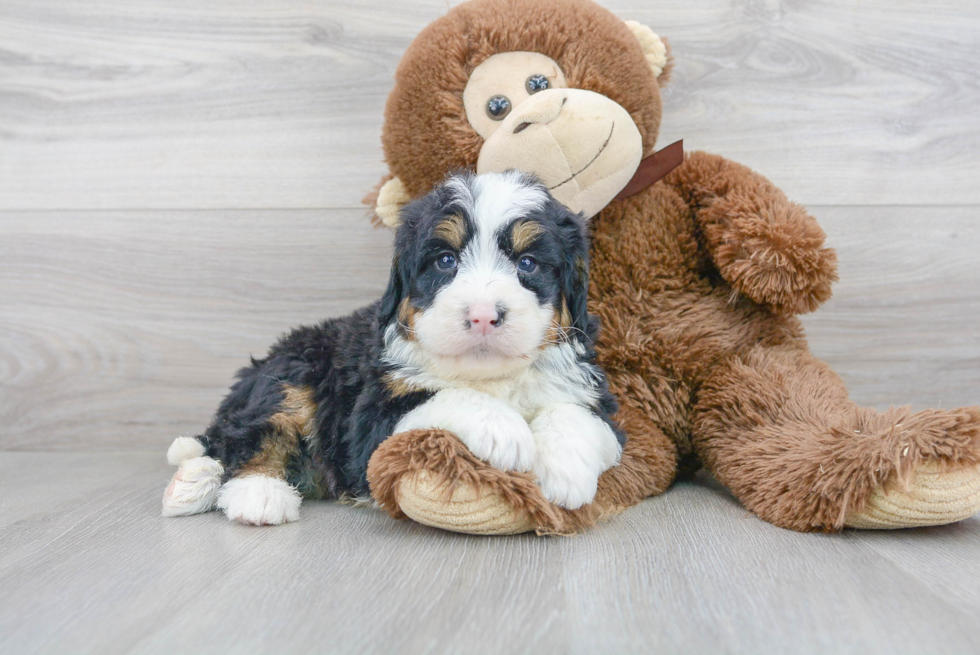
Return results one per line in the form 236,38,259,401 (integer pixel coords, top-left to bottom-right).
589,401,679,517
692,345,980,532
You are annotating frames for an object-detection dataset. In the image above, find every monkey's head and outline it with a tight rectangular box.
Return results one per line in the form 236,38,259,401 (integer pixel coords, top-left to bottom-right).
374,0,671,227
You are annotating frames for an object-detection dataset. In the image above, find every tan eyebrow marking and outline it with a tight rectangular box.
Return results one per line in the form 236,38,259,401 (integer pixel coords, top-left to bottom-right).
511,219,545,252
432,214,467,250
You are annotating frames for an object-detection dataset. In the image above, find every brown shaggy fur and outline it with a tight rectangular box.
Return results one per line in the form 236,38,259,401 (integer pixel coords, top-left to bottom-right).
382,0,664,199
366,0,980,533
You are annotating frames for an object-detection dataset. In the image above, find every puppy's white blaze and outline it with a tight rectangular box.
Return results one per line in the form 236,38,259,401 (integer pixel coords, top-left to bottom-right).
445,170,548,237
472,170,548,235
530,404,623,510
414,264,551,363
166,435,205,466
216,475,302,526
161,456,224,517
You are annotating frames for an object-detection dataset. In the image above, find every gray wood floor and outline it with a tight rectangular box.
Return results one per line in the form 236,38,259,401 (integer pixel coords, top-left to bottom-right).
2,0,979,653
3,452,980,655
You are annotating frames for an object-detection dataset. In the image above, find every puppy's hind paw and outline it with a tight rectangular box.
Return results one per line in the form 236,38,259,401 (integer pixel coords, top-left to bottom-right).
166,436,205,466
162,456,224,517
216,475,302,526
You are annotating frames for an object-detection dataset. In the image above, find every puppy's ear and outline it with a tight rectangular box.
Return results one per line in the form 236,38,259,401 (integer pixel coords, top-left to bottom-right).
556,207,592,336
379,253,407,326
379,194,424,325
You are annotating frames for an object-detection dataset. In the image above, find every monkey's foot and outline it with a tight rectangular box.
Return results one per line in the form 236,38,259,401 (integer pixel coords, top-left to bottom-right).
397,470,536,535
367,429,588,535
845,461,980,529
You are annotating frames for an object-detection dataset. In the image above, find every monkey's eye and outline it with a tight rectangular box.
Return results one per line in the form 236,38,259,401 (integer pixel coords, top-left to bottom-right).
486,95,511,120
436,252,457,271
526,74,549,94
517,256,537,273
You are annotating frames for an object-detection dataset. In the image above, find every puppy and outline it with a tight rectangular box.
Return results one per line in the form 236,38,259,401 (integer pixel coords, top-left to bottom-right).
162,171,624,525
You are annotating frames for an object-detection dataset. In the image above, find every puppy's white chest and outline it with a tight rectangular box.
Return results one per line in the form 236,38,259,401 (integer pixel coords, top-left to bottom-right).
464,378,536,420
463,347,600,420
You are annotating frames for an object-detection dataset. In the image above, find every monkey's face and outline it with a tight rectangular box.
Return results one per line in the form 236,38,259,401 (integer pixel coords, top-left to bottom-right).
464,52,643,219
377,0,670,227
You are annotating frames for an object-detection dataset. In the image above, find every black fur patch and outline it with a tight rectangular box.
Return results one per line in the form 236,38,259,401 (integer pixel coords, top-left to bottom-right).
495,196,592,335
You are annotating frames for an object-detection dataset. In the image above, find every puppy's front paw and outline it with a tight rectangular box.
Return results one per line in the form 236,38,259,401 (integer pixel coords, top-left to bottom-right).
533,453,599,511
393,388,536,472
216,475,302,526
460,408,536,473
530,405,623,510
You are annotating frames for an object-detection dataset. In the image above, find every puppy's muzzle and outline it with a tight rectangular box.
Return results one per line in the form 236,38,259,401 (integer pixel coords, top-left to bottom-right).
466,303,506,336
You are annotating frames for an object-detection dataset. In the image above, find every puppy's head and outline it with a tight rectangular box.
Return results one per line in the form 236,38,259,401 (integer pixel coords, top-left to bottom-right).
381,171,590,380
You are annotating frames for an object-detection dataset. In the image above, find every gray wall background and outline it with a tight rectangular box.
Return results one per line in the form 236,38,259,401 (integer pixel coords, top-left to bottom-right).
2,0,978,450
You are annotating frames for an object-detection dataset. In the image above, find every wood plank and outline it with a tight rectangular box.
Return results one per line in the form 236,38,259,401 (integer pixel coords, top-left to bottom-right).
1,205,978,450
562,474,980,654
0,209,392,449
1,0,978,210
1,452,978,654
647,0,980,207
800,205,980,411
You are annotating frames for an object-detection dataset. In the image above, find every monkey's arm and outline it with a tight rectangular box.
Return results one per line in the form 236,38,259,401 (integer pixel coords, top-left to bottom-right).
663,151,838,315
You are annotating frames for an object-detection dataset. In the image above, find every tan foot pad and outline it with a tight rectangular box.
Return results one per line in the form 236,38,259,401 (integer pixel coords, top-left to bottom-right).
845,461,980,529
396,471,536,535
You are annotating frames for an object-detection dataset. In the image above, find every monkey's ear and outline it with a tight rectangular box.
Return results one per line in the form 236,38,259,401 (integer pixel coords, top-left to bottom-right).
623,20,673,86
366,175,412,229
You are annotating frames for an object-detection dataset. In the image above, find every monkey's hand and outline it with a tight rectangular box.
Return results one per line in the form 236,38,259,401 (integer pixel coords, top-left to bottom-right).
665,151,838,315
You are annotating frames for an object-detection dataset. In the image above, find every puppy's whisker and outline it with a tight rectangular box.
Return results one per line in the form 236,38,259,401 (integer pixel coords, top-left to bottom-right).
395,319,417,338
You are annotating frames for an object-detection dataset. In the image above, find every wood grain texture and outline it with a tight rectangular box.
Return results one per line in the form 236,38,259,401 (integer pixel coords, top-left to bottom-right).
1,0,978,209
0,209,392,449
1,452,979,655
800,205,980,411
2,206,977,450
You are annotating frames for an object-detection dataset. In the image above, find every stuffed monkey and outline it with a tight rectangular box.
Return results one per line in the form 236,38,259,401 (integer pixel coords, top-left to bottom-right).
365,0,980,534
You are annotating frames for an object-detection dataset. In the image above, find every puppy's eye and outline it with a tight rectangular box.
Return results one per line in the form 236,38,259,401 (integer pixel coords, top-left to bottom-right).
517,256,537,273
486,95,511,120
436,252,457,271
526,74,549,94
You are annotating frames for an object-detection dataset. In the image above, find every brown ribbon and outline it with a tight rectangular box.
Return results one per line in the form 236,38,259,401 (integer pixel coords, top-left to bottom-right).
614,139,684,201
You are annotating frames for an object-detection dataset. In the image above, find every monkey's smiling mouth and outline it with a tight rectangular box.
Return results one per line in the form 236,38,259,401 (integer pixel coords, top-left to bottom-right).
548,122,615,190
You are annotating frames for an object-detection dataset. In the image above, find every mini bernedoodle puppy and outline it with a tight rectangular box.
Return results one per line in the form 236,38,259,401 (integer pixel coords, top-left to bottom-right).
162,171,624,525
